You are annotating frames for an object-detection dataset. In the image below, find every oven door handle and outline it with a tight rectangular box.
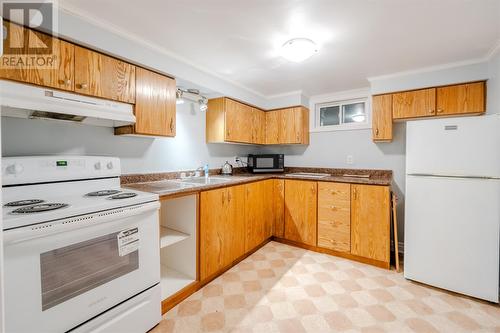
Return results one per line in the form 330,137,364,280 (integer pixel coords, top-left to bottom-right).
3,201,160,245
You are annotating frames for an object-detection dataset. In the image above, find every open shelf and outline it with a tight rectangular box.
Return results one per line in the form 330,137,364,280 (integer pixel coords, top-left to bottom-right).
160,264,195,300
160,226,190,248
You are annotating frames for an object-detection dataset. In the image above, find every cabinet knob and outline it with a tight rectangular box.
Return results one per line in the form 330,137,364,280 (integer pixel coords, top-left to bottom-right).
331,205,336,210
428,109,434,114
437,109,444,113
77,83,88,89
375,128,379,135
59,79,71,85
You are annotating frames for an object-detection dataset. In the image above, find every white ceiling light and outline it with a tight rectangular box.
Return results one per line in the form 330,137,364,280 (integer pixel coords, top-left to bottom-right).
199,97,208,112
280,38,318,63
351,113,366,122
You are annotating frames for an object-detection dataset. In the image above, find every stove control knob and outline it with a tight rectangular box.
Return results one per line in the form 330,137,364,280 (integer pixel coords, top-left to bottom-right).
106,162,113,170
6,163,24,175
94,162,102,170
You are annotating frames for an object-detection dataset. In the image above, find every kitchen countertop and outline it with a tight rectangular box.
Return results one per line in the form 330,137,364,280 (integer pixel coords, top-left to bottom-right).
122,167,393,199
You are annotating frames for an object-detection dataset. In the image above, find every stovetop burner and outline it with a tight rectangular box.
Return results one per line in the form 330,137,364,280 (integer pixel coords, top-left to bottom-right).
4,199,45,207
11,203,69,214
109,193,138,200
86,190,121,197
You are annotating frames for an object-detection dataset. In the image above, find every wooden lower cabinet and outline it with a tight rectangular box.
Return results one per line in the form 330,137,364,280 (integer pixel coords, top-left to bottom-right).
272,179,285,238
199,185,245,280
244,180,274,252
317,182,351,252
284,180,317,246
351,184,391,264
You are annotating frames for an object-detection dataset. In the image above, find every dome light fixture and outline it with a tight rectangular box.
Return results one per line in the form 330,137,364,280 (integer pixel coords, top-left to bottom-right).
199,97,208,112
280,38,318,63
351,113,366,123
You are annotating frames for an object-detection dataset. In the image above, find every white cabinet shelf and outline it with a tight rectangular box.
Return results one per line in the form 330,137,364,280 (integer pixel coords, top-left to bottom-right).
161,264,195,300
160,226,190,248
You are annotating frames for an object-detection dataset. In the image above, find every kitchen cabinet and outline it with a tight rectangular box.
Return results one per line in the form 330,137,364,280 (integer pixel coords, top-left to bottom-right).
206,97,264,144
115,68,176,137
0,22,74,91
74,46,136,103
266,107,309,145
436,82,485,116
200,185,245,280
351,184,391,265
372,94,393,142
272,179,285,238
244,180,274,252
392,88,436,119
284,180,317,246
317,182,351,252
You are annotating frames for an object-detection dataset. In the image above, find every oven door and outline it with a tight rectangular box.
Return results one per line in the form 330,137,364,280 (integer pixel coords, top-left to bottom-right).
3,201,160,333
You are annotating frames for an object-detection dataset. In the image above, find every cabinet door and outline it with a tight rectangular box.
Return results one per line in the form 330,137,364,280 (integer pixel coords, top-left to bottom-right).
224,99,253,143
0,22,74,91
245,180,274,252
265,110,280,144
281,107,309,144
436,82,485,116
272,179,285,238
284,180,317,246
200,188,226,280
317,182,351,252
351,185,390,263
134,68,176,136
74,46,135,103
224,185,246,266
372,94,393,141
251,108,266,144
392,88,436,119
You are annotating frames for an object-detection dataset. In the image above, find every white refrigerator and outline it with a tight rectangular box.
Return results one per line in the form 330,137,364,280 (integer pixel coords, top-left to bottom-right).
404,114,500,303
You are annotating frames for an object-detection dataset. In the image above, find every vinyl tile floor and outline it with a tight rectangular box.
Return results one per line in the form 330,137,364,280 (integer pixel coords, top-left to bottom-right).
151,241,500,333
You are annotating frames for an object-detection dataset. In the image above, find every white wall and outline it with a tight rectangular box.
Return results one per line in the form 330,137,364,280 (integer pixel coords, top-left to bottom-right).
1,102,260,174
487,50,500,113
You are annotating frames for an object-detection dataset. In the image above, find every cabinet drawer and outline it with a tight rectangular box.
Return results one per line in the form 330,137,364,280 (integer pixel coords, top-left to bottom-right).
318,182,350,201
318,219,350,252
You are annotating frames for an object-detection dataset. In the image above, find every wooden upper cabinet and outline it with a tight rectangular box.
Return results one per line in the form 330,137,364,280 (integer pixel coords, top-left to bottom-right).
392,88,436,119
265,110,280,144
372,94,393,142
317,182,351,253
0,22,74,91
74,46,135,103
244,180,274,252
281,107,310,144
127,68,176,137
284,180,317,246
436,82,485,116
351,184,391,266
206,97,263,144
225,99,253,143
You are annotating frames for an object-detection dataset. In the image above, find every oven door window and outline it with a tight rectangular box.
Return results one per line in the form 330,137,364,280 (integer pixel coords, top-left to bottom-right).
40,228,139,311
256,158,274,168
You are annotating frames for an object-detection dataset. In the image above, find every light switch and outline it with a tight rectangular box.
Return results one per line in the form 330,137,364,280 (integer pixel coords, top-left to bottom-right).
346,155,354,164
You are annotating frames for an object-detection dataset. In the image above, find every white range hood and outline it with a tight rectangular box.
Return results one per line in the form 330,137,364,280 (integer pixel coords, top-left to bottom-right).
0,80,135,127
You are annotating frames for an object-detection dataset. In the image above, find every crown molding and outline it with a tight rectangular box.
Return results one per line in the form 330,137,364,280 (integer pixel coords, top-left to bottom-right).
57,4,268,100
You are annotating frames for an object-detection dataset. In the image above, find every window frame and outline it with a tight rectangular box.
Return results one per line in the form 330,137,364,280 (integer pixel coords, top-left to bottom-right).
310,88,372,132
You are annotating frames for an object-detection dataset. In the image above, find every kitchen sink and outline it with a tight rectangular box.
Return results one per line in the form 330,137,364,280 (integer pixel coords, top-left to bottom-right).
174,176,234,185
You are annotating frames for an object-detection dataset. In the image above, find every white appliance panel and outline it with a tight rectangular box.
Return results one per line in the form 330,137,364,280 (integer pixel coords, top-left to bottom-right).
406,115,500,178
4,202,161,332
404,175,500,302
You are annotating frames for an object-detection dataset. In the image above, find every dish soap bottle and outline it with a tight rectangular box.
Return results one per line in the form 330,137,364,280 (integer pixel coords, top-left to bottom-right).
204,164,209,179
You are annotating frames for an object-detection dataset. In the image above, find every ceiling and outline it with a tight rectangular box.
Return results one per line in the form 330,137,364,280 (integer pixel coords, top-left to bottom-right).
61,0,500,97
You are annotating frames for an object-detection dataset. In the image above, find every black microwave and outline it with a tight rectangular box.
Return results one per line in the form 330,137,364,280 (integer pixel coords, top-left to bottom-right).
247,154,284,173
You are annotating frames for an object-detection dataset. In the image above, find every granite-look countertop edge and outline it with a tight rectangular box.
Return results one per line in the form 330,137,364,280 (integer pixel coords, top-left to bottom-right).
122,167,393,199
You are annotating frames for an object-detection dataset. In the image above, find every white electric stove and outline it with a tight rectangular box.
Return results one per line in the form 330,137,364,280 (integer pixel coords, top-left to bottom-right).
2,156,162,333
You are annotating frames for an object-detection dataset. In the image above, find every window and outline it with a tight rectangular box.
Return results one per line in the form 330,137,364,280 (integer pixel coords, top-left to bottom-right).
314,98,369,131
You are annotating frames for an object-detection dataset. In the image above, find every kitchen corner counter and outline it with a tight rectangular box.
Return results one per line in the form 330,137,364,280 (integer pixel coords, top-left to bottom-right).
122,167,393,199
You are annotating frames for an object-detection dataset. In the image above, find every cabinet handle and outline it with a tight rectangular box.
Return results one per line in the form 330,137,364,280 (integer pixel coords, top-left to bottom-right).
428,109,434,114
331,205,336,210
77,83,88,89
222,192,225,204
353,188,357,200
228,191,232,202
375,128,379,136
59,79,71,86
437,109,443,113
169,119,174,132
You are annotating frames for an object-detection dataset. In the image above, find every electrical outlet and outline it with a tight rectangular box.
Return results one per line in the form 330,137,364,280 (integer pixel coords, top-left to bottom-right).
346,155,354,165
